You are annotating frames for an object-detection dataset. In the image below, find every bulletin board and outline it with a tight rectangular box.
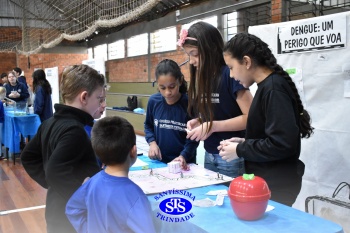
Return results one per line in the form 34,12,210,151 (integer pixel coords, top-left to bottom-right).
248,11,350,212
45,67,59,111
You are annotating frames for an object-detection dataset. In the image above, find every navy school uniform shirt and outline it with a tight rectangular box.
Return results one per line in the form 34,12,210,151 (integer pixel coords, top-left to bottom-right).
144,92,199,163
203,66,247,154
4,81,29,102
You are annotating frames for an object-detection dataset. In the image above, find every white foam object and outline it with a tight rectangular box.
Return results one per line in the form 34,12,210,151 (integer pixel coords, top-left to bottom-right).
168,161,181,174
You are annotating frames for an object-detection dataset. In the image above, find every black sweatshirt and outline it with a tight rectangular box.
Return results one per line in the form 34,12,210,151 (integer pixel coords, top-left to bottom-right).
21,104,100,233
237,73,304,206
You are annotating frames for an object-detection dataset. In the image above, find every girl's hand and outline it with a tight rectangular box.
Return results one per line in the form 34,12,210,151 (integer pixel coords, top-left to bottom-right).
186,118,201,130
171,155,189,171
148,142,162,161
9,91,19,98
186,122,213,141
226,137,245,143
218,141,239,162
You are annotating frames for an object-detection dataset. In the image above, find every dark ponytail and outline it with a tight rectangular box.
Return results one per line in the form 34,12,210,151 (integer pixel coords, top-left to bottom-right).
224,33,313,138
155,59,187,93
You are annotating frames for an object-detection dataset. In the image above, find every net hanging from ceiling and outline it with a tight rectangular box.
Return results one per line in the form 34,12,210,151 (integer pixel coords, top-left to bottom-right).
0,0,160,55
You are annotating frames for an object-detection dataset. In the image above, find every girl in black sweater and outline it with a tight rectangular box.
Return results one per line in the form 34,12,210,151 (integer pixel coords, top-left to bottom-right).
219,33,313,206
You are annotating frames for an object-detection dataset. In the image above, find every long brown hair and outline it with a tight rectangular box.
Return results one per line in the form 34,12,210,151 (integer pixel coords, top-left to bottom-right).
183,22,226,133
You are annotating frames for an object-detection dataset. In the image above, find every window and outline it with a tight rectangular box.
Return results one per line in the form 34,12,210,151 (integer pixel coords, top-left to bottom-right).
182,15,218,29
94,44,107,61
108,40,125,60
127,33,148,57
150,27,176,53
88,48,93,59
223,12,238,41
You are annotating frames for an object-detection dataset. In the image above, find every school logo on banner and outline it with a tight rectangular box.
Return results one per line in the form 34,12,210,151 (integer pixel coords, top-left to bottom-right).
154,189,195,223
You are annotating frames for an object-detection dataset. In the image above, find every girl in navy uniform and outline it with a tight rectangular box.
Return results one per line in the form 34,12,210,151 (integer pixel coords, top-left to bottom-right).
145,59,198,170
178,22,253,177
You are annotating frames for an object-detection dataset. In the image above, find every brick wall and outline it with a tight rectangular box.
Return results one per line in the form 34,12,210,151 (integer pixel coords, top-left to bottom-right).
271,0,282,23
0,52,17,74
15,53,88,88
107,47,190,83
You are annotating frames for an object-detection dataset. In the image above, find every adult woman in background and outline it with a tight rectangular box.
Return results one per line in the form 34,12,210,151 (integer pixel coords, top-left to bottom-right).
5,71,29,103
32,69,53,122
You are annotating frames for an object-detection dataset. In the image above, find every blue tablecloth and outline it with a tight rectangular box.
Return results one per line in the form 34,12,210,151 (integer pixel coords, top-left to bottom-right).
134,155,344,233
3,111,41,154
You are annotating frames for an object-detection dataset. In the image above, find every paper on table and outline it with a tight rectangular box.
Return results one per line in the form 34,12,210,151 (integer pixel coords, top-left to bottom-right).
131,158,149,169
206,190,228,196
266,205,275,212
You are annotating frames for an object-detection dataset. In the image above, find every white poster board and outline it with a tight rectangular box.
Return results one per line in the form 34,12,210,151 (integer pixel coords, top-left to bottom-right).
82,58,105,77
45,67,59,112
248,11,350,213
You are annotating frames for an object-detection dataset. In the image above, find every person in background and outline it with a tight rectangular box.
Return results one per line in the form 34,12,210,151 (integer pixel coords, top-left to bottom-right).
144,59,199,170
32,69,53,122
1,73,8,86
66,116,156,233
218,32,314,206
178,22,253,177
0,87,5,160
13,67,34,106
5,71,29,103
13,67,27,86
21,64,106,233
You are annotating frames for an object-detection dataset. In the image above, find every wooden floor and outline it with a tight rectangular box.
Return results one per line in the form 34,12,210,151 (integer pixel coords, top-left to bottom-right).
0,135,150,233
0,157,47,233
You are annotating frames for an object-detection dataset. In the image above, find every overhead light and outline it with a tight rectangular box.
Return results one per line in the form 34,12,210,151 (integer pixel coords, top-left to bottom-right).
95,31,99,34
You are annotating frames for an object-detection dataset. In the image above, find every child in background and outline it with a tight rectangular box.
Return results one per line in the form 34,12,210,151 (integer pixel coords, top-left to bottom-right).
32,69,53,122
178,22,253,177
144,59,199,170
21,65,105,233
66,116,156,233
0,87,5,160
1,73,8,86
219,33,314,206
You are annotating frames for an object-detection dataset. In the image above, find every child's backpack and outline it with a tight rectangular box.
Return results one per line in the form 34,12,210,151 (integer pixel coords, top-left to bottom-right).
127,96,138,111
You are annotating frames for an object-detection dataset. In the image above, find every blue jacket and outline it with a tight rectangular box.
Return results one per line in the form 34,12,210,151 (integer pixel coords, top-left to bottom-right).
34,86,53,122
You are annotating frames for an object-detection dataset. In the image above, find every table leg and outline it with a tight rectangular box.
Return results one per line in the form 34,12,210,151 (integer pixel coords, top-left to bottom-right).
4,147,9,160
